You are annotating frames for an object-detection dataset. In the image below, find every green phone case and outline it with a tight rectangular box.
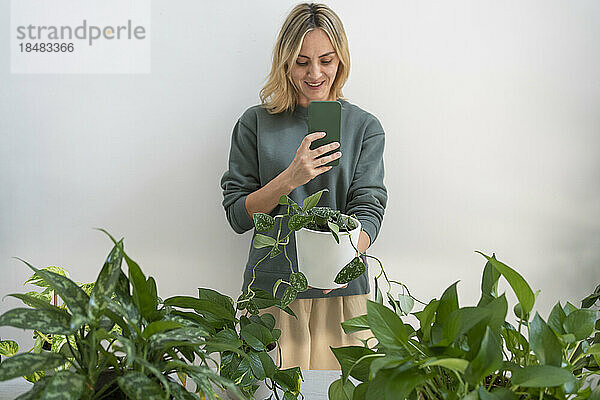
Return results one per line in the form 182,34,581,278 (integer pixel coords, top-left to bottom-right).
308,100,342,167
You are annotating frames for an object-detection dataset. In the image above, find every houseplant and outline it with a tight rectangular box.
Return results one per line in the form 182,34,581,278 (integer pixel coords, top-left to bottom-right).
327,253,600,400
0,266,96,383
0,230,242,400
248,188,368,308
166,287,304,400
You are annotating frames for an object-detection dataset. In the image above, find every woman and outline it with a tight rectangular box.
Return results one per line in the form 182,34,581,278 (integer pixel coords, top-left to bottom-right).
220,3,387,370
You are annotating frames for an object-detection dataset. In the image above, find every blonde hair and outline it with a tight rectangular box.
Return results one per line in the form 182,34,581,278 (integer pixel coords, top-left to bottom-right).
260,3,351,114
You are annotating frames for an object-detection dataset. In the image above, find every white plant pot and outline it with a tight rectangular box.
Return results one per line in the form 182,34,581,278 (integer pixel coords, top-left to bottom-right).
295,216,361,289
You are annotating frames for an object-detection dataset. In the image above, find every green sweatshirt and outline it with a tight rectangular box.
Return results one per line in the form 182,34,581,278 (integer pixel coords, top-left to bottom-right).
220,99,387,299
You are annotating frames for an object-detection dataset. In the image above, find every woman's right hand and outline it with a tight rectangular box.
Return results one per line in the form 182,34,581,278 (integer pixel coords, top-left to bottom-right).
285,131,341,189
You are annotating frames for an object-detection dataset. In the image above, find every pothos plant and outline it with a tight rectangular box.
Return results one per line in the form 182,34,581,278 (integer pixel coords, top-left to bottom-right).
166,287,304,400
243,189,367,310
327,253,600,400
0,266,95,383
0,230,242,400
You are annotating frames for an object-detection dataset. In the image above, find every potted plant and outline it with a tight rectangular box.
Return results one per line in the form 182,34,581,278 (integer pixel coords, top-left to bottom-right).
249,189,367,308
0,229,242,400
327,252,600,400
166,287,304,400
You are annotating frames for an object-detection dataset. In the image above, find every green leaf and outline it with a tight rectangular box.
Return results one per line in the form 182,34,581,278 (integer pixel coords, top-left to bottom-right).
6,293,64,314
367,368,424,400
529,313,562,366
435,282,459,327
258,351,276,377
16,258,89,318
331,346,376,382
397,294,414,315
149,327,209,349
241,323,273,352
563,309,596,340
586,343,600,356
443,307,491,343
118,371,166,400
248,351,266,380
281,287,297,309
0,308,73,335
269,245,282,258
478,259,501,306
0,353,66,381
164,296,235,321
563,302,577,316
142,320,184,339
24,266,68,287
353,382,369,400
366,300,407,349
422,357,469,374
42,370,86,400
341,314,370,335
252,233,277,249
581,284,600,308
479,387,517,400
288,215,312,231
464,326,503,385
273,367,302,395
476,252,535,316
278,195,292,205
124,253,157,320
197,288,236,316
335,257,366,284
328,221,340,244
511,365,575,387
414,299,439,343
547,302,567,335
328,378,354,400
302,189,327,211
253,212,275,232
513,302,529,321
167,381,197,400
290,272,308,292
89,238,124,320
0,340,19,357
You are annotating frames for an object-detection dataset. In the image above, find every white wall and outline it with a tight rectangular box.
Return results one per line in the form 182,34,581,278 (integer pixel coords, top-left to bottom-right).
1,0,599,348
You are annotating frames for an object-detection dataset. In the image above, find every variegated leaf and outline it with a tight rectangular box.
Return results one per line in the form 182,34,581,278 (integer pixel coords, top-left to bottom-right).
24,266,68,287
302,189,327,211
0,353,66,381
289,273,308,292
288,214,312,231
168,381,196,400
7,293,63,314
149,327,209,349
334,257,366,284
253,213,275,232
281,287,297,309
0,308,73,335
89,241,123,320
0,340,19,357
41,370,86,400
17,258,89,317
252,234,276,249
118,371,166,400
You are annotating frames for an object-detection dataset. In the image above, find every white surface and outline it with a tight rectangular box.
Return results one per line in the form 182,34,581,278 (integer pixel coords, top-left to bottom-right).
0,371,341,399
296,217,361,289
1,0,599,354
0,377,32,399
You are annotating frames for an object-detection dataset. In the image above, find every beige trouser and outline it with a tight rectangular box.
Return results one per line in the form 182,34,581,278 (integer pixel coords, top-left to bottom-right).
264,294,372,370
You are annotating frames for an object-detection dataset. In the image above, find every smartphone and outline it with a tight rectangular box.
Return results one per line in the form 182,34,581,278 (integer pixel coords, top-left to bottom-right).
308,100,342,167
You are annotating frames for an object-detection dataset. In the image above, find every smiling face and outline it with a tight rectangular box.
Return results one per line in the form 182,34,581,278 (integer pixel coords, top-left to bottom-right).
290,28,340,108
